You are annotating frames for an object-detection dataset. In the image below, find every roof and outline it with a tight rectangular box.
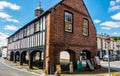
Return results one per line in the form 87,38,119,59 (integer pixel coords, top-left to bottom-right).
8,0,63,39
8,0,94,39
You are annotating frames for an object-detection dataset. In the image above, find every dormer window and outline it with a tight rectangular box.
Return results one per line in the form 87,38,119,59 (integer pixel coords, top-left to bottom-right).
64,11,73,32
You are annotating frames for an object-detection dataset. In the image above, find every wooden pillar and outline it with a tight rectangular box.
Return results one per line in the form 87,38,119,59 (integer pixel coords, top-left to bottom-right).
14,53,16,63
29,53,33,69
20,52,23,65
39,52,42,61
10,52,14,61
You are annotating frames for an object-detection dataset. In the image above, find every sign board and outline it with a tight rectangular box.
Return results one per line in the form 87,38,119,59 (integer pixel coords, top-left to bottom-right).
86,59,94,70
95,56,100,66
56,65,61,73
77,60,82,71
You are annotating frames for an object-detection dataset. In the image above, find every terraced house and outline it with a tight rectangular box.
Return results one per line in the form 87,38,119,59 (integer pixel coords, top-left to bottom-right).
7,0,97,74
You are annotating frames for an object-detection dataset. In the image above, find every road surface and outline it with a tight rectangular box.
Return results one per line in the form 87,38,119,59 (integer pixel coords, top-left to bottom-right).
0,58,40,76
101,60,120,71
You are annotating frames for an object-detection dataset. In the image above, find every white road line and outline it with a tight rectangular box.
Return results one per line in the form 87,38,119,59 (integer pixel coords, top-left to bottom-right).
1,60,40,76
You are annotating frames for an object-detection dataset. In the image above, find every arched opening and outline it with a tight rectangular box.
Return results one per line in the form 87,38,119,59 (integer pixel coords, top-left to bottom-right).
15,51,20,62
60,51,70,72
10,51,14,61
82,50,91,59
30,50,44,69
60,50,75,73
80,50,91,70
20,51,28,65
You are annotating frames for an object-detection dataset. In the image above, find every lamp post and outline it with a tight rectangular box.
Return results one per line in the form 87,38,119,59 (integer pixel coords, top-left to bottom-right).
106,35,111,76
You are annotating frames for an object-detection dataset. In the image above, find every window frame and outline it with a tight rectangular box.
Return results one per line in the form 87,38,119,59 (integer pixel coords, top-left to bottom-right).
64,11,73,33
34,20,40,33
83,18,89,36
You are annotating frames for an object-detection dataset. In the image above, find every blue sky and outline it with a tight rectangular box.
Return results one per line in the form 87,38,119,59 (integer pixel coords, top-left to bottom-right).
0,0,120,46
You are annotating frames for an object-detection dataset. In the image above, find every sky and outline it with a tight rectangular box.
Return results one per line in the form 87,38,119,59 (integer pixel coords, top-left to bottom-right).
0,0,120,47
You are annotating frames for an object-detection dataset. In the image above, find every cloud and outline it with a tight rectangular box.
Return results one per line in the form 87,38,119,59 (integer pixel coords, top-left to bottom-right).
0,12,11,18
116,0,120,3
110,1,116,6
0,1,20,11
109,5,120,12
94,19,101,24
109,0,120,12
101,27,111,30
0,12,19,23
111,12,120,20
6,18,19,23
4,25,19,31
100,21,120,30
0,32,9,47
111,32,120,36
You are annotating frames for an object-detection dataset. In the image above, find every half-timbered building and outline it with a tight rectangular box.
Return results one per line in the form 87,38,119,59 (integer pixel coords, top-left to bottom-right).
7,0,97,74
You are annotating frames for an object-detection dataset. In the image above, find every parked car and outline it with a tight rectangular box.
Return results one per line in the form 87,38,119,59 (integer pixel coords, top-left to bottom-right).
103,54,116,61
112,54,117,60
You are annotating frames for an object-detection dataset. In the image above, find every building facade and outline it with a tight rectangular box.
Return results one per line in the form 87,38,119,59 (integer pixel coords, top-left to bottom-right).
116,42,120,54
97,34,118,59
7,0,97,74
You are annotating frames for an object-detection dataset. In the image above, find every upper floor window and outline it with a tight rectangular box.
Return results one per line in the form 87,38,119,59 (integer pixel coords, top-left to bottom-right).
34,23,37,32
36,21,40,32
23,28,27,37
30,23,34,35
27,26,30,36
83,18,89,36
64,11,73,32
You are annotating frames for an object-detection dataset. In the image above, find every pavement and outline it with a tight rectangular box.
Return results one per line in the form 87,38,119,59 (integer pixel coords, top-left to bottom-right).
1,58,120,76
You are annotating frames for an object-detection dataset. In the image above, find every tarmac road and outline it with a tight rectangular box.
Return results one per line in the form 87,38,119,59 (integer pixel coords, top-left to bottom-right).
0,58,39,76
101,60,120,71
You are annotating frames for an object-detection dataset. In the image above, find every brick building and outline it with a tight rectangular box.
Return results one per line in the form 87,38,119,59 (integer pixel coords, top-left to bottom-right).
7,0,97,74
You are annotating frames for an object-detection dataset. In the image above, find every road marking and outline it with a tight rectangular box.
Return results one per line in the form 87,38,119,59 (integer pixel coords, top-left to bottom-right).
1,60,40,76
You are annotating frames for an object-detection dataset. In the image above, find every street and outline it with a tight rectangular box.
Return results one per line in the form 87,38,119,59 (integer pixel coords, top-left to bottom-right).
0,57,120,76
0,58,39,76
101,60,120,71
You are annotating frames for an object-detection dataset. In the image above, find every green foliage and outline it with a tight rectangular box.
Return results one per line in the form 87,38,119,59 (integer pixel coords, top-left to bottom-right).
111,36,120,42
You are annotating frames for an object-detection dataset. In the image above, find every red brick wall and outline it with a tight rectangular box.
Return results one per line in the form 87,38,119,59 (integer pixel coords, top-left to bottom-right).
45,0,97,73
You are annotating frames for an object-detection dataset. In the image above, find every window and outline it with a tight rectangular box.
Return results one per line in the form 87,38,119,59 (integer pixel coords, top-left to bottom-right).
27,26,30,36
21,30,23,38
83,19,89,36
34,21,40,32
34,23,37,32
43,16,46,30
36,21,40,32
64,11,73,32
40,18,43,31
23,28,27,37
30,24,34,35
